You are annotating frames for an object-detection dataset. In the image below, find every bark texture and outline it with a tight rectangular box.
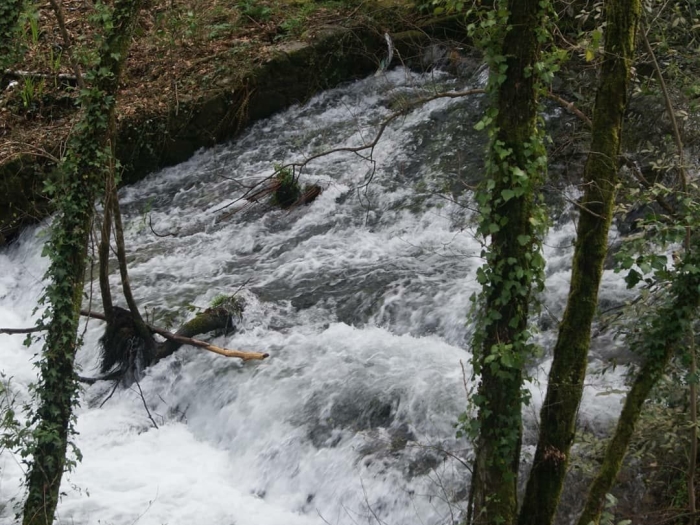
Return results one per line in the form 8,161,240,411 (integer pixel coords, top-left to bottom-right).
517,1,641,524
21,0,143,522
576,247,700,525
470,1,545,523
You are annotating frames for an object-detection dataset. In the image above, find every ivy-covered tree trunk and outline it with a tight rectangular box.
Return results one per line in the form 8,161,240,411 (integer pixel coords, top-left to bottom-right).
575,247,700,525
517,2,641,524
0,0,23,64
469,1,548,523
21,1,142,523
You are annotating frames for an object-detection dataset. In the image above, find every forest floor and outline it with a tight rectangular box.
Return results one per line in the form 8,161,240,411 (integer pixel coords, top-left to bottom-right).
0,0,420,166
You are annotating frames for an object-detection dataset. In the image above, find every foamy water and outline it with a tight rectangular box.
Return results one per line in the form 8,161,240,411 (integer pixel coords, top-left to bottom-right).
0,68,635,525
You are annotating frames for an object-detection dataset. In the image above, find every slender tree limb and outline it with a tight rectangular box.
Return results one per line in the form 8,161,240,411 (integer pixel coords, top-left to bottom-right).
148,215,177,237
641,24,687,186
132,379,159,429
98,184,114,320
77,368,125,385
576,250,700,525
110,167,141,324
98,379,121,407
213,89,487,217
621,156,677,217
547,91,593,127
46,0,85,90
0,326,42,335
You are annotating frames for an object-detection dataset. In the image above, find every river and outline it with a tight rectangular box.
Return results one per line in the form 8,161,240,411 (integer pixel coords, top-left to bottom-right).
0,68,635,525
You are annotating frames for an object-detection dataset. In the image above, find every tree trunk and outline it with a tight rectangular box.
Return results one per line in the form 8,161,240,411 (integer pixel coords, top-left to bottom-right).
470,1,547,523
98,183,114,320
21,0,143,522
576,248,700,525
517,2,641,524
0,0,23,61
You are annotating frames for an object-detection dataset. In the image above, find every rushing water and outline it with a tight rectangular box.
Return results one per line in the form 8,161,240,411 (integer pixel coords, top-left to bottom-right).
0,69,637,525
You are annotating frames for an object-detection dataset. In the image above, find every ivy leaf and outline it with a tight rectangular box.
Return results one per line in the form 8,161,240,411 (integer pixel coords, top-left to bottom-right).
501,189,515,202
517,234,530,246
501,353,513,368
625,269,642,288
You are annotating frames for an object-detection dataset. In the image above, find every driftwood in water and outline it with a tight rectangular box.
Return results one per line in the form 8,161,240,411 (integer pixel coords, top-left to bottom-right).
77,304,268,383
217,177,323,222
245,180,323,208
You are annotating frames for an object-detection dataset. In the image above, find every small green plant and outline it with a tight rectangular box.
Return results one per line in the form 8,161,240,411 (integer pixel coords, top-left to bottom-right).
277,16,303,38
270,166,301,208
210,293,229,308
595,494,631,525
20,77,44,108
237,0,272,22
209,294,244,319
208,22,237,40
25,9,39,44
275,2,316,39
49,47,62,75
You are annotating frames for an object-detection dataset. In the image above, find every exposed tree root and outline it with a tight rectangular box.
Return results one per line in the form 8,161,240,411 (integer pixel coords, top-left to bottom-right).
78,306,268,384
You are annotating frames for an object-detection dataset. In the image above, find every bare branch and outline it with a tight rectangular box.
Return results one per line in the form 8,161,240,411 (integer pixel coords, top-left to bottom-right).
0,326,42,335
546,91,592,127
132,379,159,429
214,88,487,218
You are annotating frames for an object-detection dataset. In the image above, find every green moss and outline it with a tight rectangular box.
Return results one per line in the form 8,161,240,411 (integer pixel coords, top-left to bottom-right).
209,294,245,318
270,167,301,208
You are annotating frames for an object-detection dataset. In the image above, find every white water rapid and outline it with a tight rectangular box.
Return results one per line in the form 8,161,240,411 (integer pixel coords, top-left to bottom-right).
1,69,637,525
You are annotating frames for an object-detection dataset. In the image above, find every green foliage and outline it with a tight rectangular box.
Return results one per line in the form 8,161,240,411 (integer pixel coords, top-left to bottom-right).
277,3,317,40
457,0,554,444
26,7,38,43
19,77,44,109
237,0,272,22
22,0,144,521
270,166,301,208
210,294,245,321
615,180,700,291
0,374,28,455
596,494,632,525
0,0,25,66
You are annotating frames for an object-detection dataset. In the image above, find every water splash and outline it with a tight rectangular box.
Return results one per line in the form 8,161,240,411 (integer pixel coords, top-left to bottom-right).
0,68,636,525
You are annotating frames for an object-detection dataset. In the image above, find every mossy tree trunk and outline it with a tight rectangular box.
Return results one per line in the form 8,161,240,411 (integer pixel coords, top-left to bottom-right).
157,307,239,361
470,1,547,523
575,248,700,525
517,2,641,525
21,0,143,523
0,0,23,63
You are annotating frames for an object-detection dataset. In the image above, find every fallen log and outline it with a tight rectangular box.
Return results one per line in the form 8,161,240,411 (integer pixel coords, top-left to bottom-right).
79,308,269,362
